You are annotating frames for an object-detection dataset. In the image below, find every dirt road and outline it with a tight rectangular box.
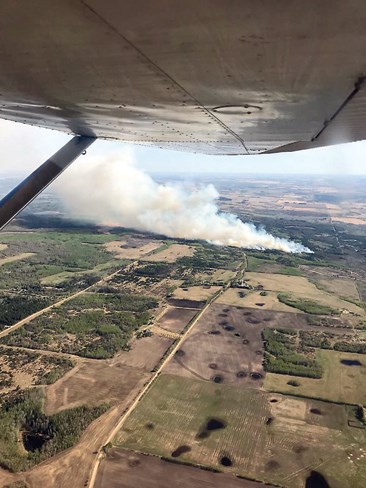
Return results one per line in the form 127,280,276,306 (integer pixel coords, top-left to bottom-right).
88,287,225,488
0,264,131,340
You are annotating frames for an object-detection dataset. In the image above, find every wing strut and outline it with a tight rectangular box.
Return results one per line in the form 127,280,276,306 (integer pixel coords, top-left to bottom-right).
0,135,95,231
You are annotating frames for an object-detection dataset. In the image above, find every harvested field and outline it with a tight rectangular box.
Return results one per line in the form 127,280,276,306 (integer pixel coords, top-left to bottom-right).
114,335,175,371
95,448,269,488
217,288,297,312
164,304,265,386
332,217,366,226
172,285,221,301
164,305,348,387
312,278,360,302
142,243,195,263
156,307,198,333
117,374,365,488
244,273,365,315
0,252,35,266
197,268,236,283
45,333,174,415
265,349,366,405
104,240,161,259
167,298,205,309
44,361,148,415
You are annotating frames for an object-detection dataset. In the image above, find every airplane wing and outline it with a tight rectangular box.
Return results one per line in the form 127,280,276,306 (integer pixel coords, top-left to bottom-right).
0,0,365,156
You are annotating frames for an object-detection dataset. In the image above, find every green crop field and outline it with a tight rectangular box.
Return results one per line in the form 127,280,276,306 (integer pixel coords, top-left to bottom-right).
117,373,366,488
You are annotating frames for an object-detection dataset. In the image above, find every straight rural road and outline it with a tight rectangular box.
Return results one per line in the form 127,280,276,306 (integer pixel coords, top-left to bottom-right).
88,285,228,488
0,265,130,340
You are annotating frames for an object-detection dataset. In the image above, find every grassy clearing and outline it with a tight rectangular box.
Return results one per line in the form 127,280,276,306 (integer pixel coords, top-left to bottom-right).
117,373,366,488
216,288,297,312
246,256,303,277
40,259,127,285
142,244,195,263
0,231,121,293
104,240,162,259
264,349,366,404
313,278,360,302
172,285,221,302
277,293,338,315
245,272,365,316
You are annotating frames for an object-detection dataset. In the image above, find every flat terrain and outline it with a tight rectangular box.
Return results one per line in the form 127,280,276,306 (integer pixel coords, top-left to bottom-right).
45,333,175,415
142,243,195,263
0,346,73,394
216,288,298,312
164,304,265,387
1,175,366,488
245,272,365,315
95,448,270,488
332,217,366,225
104,240,161,259
117,374,366,488
45,361,148,415
312,278,360,301
265,349,366,405
156,306,198,333
172,285,221,301
0,252,35,266
197,268,237,283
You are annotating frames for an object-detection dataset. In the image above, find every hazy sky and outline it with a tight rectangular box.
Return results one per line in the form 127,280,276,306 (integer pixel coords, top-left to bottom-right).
0,118,366,177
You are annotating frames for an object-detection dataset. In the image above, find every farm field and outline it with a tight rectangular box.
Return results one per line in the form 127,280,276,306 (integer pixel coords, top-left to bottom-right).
264,349,366,405
1,175,366,487
164,304,266,386
142,243,195,263
309,277,360,302
95,448,269,488
172,285,221,301
44,360,148,415
116,374,366,488
216,288,298,312
244,272,365,315
164,305,350,386
156,306,198,333
104,239,162,259
197,268,237,283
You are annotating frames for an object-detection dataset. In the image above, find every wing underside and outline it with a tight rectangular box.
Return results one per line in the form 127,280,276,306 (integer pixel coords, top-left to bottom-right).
0,0,365,155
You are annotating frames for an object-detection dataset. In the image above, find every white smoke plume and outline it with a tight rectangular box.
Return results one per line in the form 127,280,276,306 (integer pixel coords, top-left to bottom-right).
56,152,312,254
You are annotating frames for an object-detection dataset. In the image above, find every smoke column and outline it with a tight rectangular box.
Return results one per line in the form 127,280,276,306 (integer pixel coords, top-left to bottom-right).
56,152,312,254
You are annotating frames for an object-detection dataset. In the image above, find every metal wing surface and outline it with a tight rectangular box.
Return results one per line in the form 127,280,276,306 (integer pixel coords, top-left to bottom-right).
0,0,365,155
